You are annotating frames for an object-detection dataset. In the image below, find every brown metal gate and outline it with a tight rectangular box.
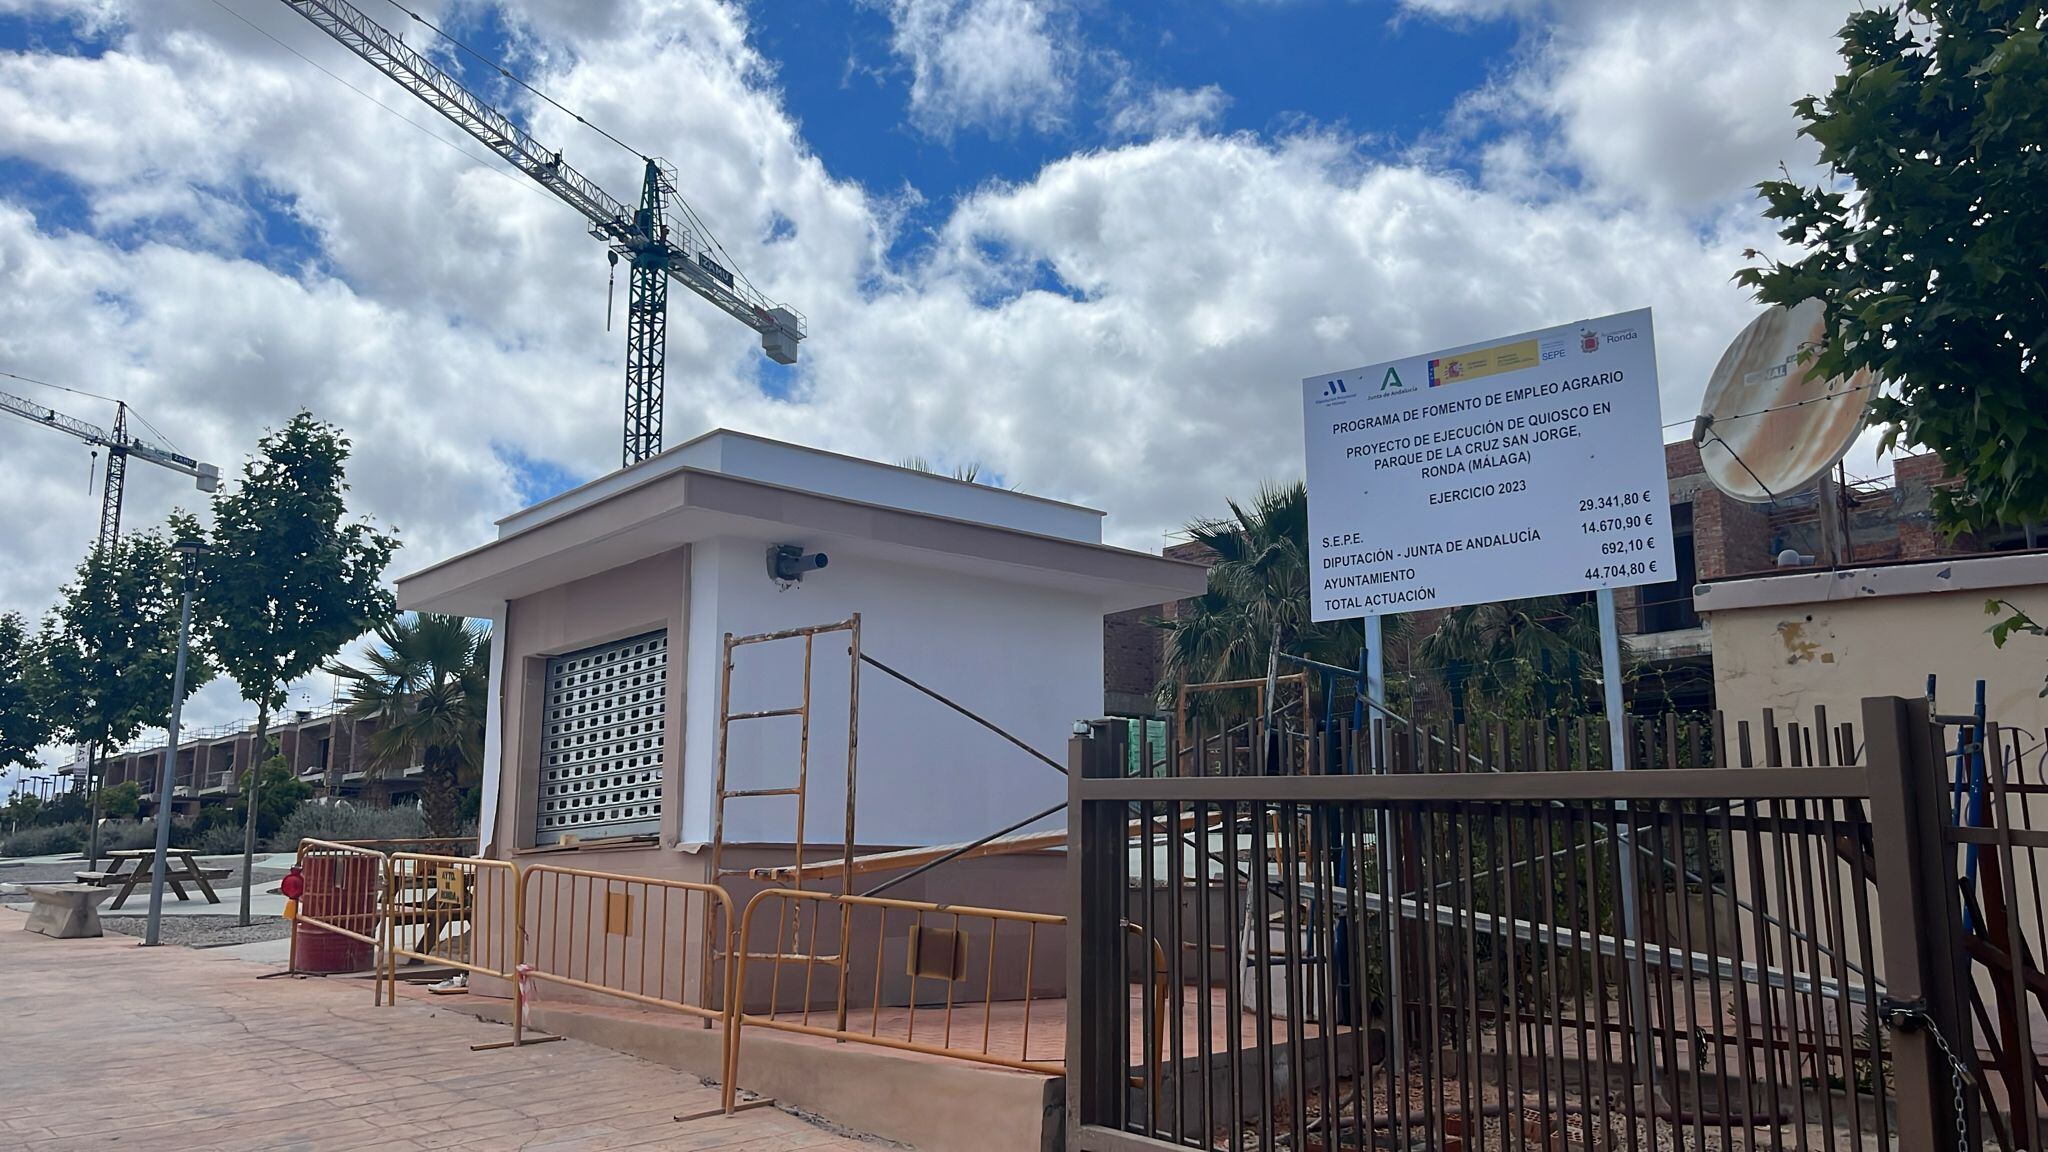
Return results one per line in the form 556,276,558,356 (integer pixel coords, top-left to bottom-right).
1067,696,1991,1151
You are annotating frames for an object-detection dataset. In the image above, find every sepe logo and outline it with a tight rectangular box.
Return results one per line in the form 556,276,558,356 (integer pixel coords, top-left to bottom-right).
1579,328,1599,353
1540,337,1568,362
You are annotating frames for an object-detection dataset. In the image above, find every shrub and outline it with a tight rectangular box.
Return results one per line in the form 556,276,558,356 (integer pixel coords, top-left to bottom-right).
192,822,247,856
0,821,88,858
101,820,160,853
272,801,427,852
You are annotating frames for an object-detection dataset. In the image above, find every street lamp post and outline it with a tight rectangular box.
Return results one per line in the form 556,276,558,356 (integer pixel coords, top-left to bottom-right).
143,536,206,948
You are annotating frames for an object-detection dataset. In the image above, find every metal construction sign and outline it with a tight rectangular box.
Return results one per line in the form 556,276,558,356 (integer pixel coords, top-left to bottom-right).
1303,308,1676,620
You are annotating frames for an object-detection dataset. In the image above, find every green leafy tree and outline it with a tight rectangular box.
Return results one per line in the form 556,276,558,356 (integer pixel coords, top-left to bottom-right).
224,757,312,844
330,614,490,837
2,793,42,830
0,612,51,772
1157,482,1399,723
31,529,209,864
1988,598,2048,696
98,780,141,820
1738,3,2048,534
197,411,397,923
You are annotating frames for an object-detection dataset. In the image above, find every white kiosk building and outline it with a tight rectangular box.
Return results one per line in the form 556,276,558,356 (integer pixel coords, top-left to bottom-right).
394,429,1206,897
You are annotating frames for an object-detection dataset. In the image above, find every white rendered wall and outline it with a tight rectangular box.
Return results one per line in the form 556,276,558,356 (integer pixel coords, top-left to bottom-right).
499,431,1103,544
678,537,1096,848
476,601,509,856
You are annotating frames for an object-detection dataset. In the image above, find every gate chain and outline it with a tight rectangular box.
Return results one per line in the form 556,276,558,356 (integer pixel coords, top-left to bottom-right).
1883,998,1973,1152
1922,1016,1970,1152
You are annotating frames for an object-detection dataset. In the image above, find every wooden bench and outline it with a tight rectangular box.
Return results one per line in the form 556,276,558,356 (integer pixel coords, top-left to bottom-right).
87,850,227,910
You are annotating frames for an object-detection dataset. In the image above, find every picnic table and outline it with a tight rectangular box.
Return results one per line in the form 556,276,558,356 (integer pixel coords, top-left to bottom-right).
76,848,228,911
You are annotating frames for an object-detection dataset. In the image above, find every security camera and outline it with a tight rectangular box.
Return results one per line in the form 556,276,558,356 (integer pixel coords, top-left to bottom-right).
768,544,828,583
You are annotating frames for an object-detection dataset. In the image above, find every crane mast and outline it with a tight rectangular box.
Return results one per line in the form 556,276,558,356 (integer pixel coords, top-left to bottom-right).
97,403,128,556
278,0,806,466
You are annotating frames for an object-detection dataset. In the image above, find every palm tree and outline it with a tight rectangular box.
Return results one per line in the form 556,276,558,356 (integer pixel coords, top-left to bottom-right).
1413,595,1605,724
898,455,1014,487
329,614,489,837
1157,481,1396,721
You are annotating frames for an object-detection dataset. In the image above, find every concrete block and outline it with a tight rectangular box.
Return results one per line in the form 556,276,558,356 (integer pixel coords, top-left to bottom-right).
23,884,114,939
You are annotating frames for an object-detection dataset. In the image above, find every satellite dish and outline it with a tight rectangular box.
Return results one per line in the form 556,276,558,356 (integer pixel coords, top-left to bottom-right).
1694,299,1873,503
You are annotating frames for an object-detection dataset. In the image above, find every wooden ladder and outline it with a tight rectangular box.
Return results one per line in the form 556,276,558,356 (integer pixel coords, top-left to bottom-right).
704,616,862,984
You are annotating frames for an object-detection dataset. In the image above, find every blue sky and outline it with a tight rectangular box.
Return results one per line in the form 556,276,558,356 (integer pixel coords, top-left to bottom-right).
0,0,1856,780
753,1,1517,227
0,0,1519,294
0,0,1525,511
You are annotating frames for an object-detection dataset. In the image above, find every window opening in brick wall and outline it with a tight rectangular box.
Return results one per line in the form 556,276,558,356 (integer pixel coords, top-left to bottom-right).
535,630,667,845
1638,502,1700,634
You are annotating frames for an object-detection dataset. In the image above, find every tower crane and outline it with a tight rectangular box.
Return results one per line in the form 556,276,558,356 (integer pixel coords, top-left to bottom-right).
0,389,221,556
277,0,806,467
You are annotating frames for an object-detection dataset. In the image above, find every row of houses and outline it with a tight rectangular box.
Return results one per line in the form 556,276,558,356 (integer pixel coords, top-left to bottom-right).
67,702,421,814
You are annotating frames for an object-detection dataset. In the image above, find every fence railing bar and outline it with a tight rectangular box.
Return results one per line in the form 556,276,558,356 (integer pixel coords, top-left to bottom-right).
1277,869,1878,1003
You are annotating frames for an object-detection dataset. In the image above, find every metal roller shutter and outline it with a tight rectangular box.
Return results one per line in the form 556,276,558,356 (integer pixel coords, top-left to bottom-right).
535,630,667,844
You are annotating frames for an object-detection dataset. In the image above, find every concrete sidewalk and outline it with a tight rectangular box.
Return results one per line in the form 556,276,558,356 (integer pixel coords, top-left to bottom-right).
0,906,886,1151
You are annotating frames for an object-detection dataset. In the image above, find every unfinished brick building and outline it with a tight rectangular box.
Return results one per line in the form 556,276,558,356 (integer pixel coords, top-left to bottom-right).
1103,445,2028,717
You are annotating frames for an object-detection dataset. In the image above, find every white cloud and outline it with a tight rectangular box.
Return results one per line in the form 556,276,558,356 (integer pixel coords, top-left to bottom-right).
0,0,1850,780
873,0,1074,138
1104,82,1229,140
1416,0,1856,214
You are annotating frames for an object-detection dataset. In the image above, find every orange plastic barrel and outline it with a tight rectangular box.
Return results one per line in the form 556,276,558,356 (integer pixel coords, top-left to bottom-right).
292,852,379,974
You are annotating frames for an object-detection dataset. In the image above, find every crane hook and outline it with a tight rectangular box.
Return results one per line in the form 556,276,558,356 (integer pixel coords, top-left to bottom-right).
606,250,619,332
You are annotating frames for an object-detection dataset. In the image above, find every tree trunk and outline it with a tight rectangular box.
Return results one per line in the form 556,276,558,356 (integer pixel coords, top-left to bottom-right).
84,741,102,869
238,700,269,927
419,750,461,840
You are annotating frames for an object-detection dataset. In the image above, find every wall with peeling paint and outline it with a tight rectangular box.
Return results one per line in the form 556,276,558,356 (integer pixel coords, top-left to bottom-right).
1706,587,2048,731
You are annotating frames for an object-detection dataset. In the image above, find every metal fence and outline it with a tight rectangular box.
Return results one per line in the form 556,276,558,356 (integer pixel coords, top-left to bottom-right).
290,838,392,1004
1067,698,1984,1151
522,863,735,1025
383,851,523,1042
1939,696,2048,1150
725,887,1067,1112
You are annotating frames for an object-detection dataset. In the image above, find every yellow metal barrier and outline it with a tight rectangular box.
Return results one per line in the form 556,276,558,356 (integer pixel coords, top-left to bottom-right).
725,888,1066,1110
288,846,1123,1115
521,864,736,1025
290,838,393,1004
383,851,530,1048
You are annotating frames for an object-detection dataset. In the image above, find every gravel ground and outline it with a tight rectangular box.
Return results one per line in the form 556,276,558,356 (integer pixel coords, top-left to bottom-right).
99,914,291,947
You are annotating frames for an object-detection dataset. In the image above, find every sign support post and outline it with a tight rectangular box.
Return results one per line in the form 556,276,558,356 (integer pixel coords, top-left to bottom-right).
1598,586,1654,1080
1362,614,1405,1065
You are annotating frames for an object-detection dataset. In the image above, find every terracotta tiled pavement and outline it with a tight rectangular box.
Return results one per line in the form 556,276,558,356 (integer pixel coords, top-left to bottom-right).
0,908,885,1152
